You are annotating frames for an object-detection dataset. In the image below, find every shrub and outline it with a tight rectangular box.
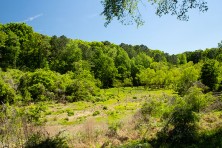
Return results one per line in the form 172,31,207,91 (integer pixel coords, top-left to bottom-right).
0,68,23,103
65,70,99,102
150,93,200,147
21,103,47,125
92,110,100,116
0,78,16,103
106,122,122,138
66,109,74,116
103,106,108,110
18,69,65,102
24,132,68,148
198,128,222,147
175,64,200,96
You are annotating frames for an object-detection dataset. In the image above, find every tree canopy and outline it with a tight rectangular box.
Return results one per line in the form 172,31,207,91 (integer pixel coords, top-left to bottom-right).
101,0,208,26
1,23,222,103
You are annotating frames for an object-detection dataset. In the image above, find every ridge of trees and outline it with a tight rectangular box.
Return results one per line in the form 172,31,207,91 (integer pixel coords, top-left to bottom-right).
0,23,222,103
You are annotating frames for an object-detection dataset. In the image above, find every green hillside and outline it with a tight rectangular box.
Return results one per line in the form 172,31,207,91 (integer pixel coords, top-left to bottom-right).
1,23,222,147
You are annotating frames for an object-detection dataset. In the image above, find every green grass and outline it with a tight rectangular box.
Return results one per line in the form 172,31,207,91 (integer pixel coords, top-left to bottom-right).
42,87,176,126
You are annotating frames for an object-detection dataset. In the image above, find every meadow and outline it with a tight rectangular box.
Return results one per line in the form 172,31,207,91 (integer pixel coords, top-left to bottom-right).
1,87,222,147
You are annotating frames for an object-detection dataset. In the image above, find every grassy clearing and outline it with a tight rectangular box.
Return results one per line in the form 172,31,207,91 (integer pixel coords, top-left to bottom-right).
2,87,222,147
44,87,174,127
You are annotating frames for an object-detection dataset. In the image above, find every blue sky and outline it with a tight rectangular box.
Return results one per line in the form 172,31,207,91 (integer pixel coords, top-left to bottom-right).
0,0,222,54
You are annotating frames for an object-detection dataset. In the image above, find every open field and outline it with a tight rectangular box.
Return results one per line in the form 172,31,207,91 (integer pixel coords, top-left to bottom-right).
40,87,176,147
44,87,173,131
2,87,222,147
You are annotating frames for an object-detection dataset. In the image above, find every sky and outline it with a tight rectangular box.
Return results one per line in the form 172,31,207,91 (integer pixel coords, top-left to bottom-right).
0,0,222,54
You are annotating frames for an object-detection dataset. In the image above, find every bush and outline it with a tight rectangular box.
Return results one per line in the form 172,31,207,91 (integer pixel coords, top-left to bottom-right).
175,64,200,96
66,109,74,116
0,69,23,103
198,128,222,147
0,78,16,103
150,92,200,147
18,69,65,102
92,110,100,116
106,122,122,138
103,106,108,110
21,103,47,125
65,70,99,102
25,132,68,148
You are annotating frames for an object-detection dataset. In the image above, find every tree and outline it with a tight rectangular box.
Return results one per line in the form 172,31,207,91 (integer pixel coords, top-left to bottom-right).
101,0,208,26
134,52,153,69
176,62,200,95
93,53,117,88
49,35,69,63
114,47,131,82
218,40,222,48
152,50,167,62
0,25,7,48
186,50,203,64
200,59,219,91
22,33,51,70
178,53,187,64
167,54,180,65
50,40,82,73
32,33,51,69
0,31,20,69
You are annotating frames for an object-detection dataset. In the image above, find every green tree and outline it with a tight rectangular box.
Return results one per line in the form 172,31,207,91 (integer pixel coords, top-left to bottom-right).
134,52,153,69
0,25,7,48
152,50,166,62
49,35,69,65
101,0,208,26
167,54,180,65
186,50,203,64
65,70,99,102
114,47,132,84
33,33,51,69
218,40,222,48
23,33,51,70
88,43,118,88
137,68,155,88
95,54,117,88
2,23,35,66
216,54,222,63
203,48,219,60
51,40,82,73
119,43,137,58
178,53,187,64
201,59,219,91
0,31,20,69
176,62,200,95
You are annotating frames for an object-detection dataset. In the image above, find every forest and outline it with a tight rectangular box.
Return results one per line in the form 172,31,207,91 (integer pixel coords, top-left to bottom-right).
1,23,222,147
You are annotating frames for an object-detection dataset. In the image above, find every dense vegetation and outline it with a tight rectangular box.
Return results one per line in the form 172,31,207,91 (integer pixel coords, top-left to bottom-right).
1,23,222,147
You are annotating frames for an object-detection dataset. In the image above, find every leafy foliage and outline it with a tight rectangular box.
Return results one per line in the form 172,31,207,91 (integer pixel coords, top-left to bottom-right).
201,59,219,91
25,132,68,148
101,0,208,26
2,22,222,147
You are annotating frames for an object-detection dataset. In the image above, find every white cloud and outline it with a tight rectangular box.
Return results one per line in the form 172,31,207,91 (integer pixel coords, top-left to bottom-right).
23,13,43,22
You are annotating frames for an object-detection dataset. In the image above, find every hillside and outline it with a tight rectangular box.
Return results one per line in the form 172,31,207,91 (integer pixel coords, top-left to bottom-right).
1,23,222,147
